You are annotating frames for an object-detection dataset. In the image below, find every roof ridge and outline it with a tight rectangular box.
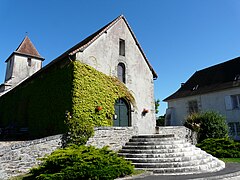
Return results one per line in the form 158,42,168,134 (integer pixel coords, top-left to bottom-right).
164,56,240,101
68,15,123,55
66,15,157,78
196,56,240,73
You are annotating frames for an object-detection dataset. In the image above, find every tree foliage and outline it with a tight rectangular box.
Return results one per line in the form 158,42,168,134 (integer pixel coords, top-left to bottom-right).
155,99,160,114
184,111,229,142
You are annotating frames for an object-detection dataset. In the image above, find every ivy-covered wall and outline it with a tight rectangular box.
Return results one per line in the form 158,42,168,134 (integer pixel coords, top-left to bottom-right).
65,61,134,144
0,58,73,139
0,58,134,141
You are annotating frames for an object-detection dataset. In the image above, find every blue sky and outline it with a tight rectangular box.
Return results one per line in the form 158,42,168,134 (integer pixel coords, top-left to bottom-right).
1,0,240,115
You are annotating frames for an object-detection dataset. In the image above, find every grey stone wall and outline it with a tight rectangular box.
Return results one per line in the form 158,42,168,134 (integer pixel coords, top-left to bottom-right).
86,127,137,151
155,126,198,145
0,135,62,180
0,127,136,179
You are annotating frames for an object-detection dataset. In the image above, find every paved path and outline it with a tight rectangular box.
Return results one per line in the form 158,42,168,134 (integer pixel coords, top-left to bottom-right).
128,163,240,180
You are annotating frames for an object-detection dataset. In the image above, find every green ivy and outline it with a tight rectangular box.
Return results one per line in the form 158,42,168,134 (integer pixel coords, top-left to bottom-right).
0,59,134,143
66,61,134,145
0,59,73,139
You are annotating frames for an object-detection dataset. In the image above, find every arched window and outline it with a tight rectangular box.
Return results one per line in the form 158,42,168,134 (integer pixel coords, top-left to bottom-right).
117,63,126,83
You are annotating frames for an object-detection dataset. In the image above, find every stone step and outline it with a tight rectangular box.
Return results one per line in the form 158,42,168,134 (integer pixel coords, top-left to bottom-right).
125,140,187,146
122,143,192,150
131,158,213,168
132,134,174,138
118,149,204,158
124,154,210,163
135,162,224,175
129,137,184,143
120,146,197,154
119,133,225,175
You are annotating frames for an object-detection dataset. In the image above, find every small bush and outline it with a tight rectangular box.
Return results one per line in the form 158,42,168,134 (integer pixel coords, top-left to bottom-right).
30,145,134,180
184,111,229,142
184,113,202,132
156,115,165,126
197,138,240,158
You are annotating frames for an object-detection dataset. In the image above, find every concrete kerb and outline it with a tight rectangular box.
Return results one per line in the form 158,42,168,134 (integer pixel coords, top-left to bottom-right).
116,170,240,180
188,171,240,180
115,163,240,180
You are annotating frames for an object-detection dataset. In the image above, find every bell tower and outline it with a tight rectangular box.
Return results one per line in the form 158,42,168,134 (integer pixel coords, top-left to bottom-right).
0,36,44,95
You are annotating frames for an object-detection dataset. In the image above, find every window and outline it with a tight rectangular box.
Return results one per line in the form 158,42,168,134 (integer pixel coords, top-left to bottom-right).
228,122,240,137
8,59,12,70
119,39,125,56
27,57,32,67
117,63,126,83
231,95,240,109
188,100,198,114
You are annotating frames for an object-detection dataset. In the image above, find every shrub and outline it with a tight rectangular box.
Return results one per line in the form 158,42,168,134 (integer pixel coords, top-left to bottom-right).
184,113,202,132
184,111,229,142
197,138,240,158
30,145,134,180
156,115,165,126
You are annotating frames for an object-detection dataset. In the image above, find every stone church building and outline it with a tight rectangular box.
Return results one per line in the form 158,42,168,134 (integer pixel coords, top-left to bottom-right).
0,15,157,138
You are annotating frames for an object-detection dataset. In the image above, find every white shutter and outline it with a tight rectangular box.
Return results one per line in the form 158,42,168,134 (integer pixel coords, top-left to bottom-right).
225,95,232,110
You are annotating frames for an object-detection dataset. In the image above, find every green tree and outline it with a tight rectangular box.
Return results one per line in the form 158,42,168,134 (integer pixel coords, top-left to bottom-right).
155,99,160,114
156,115,165,126
184,111,229,142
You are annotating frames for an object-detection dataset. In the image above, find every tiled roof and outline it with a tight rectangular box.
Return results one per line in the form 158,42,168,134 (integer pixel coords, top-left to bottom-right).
15,36,43,59
164,57,240,101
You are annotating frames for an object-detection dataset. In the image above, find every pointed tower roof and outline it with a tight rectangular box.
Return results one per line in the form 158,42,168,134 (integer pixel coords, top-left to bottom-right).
5,36,44,62
15,36,43,58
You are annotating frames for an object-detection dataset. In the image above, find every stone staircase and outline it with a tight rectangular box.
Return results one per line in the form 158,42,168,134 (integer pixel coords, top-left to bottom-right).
119,134,225,175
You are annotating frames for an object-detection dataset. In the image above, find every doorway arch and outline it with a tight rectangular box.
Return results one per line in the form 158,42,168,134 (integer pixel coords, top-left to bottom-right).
113,98,131,127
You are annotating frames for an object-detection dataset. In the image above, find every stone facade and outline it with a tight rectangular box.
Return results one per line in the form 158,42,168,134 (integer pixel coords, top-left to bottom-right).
76,17,156,134
86,127,137,151
0,135,62,179
5,55,42,87
0,36,44,96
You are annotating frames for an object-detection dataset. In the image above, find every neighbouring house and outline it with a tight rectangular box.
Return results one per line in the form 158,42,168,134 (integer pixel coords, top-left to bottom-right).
164,57,240,140
0,15,157,139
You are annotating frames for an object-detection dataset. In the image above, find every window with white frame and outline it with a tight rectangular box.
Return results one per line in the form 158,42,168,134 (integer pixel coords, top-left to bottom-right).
228,122,240,137
188,100,198,114
225,95,240,110
231,95,240,109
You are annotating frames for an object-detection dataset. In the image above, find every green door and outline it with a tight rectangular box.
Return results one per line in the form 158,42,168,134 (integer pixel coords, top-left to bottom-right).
113,99,130,127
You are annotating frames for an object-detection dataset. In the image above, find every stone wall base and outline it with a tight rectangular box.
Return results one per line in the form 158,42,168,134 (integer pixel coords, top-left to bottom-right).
155,126,197,145
86,127,137,151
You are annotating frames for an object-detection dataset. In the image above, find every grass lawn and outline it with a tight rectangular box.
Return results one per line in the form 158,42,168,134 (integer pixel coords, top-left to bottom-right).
220,158,240,163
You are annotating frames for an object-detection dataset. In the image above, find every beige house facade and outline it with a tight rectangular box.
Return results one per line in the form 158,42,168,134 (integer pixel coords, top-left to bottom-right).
164,57,240,140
